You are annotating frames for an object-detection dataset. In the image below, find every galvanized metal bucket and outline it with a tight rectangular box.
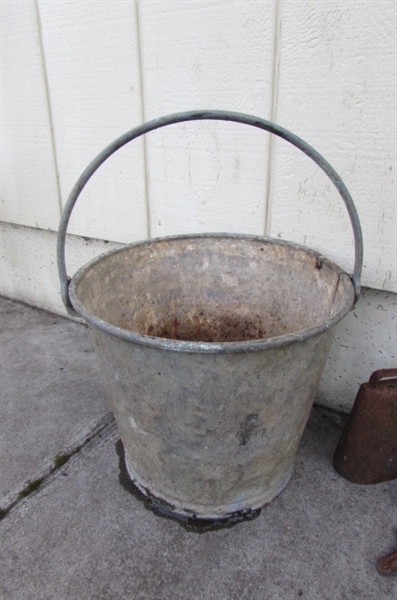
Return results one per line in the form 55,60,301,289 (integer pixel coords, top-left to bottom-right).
58,111,363,520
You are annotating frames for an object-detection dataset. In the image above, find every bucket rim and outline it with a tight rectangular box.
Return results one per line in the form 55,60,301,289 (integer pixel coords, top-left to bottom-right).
69,233,354,354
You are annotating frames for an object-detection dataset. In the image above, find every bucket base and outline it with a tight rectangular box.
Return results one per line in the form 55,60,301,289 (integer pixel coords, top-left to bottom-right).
116,439,264,532
119,440,293,523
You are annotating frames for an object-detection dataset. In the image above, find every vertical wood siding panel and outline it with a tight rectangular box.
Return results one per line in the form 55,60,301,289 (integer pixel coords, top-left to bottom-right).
38,0,148,243
269,0,396,292
1,0,60,230
138,0,276,237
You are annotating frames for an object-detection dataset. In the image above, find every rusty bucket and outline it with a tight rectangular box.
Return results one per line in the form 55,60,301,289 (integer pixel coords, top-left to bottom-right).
57,111,363,520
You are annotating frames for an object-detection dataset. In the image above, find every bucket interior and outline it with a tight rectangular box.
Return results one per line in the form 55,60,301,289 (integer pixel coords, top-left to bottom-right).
71,236,354,343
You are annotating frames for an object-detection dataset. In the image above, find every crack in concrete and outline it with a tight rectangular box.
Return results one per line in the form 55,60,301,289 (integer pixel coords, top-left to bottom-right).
0,413,115,521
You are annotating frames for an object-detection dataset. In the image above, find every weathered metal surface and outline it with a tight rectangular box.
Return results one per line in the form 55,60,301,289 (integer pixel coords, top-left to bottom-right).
69,234,354,519
57,110,363,312
57,111,361,521
116,439,261,532
378,546,397,576
333,369,397,484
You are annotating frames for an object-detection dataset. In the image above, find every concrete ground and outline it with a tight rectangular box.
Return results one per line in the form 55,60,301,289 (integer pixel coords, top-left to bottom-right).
1,296,396,599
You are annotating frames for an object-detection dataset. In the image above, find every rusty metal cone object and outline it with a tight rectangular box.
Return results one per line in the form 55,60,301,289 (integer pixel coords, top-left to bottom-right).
333,368,397,485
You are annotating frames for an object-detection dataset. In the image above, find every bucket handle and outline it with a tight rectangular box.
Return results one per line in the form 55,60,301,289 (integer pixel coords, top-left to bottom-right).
57,110,363,313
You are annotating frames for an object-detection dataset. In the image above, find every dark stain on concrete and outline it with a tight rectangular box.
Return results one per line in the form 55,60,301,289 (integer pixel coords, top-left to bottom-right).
116,439,261,533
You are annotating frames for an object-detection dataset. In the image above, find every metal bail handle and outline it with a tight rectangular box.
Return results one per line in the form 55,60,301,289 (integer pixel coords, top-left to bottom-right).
57,110,363,313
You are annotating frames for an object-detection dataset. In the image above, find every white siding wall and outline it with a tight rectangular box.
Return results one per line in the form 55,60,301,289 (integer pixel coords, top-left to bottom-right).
1,0,396,411
36,0,149,243
269,0,396,290
1,0,60,230
139,0,275,237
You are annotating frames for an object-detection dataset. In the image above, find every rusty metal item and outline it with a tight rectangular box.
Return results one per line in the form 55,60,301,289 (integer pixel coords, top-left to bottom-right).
333,369,397,484
68,235,354,519
377,546,397,576
57,111,363,521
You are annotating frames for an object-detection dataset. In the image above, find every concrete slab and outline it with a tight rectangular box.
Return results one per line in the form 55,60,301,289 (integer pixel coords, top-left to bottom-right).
1,409,395,600
0,297,112,509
